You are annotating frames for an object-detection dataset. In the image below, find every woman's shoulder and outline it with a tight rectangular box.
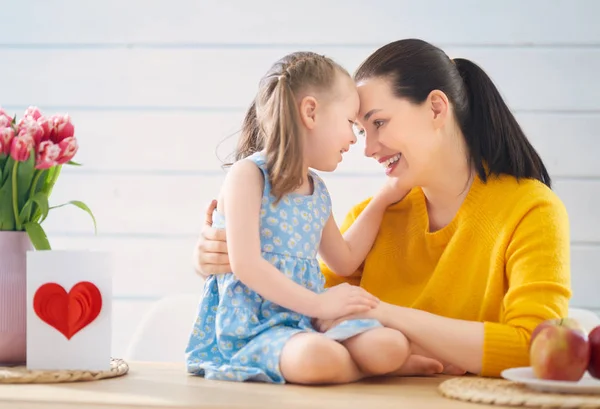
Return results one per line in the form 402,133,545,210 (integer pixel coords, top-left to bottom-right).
473,174,570,234
347,174,568,221
481,174,566,211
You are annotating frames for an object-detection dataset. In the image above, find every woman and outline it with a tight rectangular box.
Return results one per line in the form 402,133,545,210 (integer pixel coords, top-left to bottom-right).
193,39,571,378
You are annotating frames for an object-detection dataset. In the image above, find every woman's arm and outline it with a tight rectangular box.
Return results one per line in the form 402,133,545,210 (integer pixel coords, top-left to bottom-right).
374,199,571,376
377,304,484,374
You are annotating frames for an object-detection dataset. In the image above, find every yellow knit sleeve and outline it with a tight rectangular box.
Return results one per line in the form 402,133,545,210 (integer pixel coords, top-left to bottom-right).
482,197,572,377
320,201,370,288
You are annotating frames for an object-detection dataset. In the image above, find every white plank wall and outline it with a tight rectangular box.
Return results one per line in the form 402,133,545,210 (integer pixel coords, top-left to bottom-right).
2,0,599,359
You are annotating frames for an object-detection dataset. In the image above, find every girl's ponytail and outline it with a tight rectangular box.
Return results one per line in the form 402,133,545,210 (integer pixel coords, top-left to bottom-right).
233,100,263,162
264,75,305,201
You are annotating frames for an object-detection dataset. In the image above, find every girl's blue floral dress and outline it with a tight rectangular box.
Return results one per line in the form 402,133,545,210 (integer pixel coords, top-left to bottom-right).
185,151,381,383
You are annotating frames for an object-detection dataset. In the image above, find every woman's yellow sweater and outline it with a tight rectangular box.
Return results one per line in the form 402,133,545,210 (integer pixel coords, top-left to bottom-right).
321,173,571,377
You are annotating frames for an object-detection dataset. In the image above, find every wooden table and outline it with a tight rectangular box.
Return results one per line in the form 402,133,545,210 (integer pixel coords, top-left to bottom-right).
0,362,507,409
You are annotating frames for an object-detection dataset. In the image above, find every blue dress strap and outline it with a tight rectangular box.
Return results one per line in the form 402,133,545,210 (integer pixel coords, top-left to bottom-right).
244,151,272,198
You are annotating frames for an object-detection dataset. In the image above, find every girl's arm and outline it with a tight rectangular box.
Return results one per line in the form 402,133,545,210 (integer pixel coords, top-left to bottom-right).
318,198,389,277
222,160,378,317
319,177,409,277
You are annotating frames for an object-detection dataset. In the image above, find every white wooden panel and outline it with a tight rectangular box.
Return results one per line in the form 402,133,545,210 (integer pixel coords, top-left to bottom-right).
2,0,598,45
44,173,226,238
112,299,156,359
1,48,599,111
521,114,600,178
58,111,245,174
49,236,201,298
571,245,600,311
41,173,600,241
557,180,600,243
50,235,600,311
16,111,600,178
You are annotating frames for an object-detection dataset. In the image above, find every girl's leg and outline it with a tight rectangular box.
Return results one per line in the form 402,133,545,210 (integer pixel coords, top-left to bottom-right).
279,333,366,385
342,327,411,376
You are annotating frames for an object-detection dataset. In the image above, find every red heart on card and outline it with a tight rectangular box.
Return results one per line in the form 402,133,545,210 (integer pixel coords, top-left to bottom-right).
33,281,103,340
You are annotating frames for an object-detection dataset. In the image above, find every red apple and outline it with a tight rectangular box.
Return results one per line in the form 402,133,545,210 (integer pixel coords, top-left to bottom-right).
588,325,600,379
530,324,590,381
530,318,585,347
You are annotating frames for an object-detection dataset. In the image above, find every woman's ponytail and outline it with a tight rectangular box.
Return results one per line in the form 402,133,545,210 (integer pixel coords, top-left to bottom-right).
453,58,551,188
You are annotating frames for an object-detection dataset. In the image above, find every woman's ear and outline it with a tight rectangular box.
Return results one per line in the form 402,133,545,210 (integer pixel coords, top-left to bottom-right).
299,96,318,130
428,90,449,130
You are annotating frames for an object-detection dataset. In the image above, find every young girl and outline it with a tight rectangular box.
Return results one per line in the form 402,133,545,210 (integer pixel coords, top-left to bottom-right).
185,52,410,384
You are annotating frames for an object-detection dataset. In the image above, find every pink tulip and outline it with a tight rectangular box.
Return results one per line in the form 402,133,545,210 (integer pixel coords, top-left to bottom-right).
49,114,74,143
17,117,44,145
10,135,34,162
37,116,53,141
35,140,61,169
0,127,15,156
56,136,78,164
23,106,42,121
0,108,12,128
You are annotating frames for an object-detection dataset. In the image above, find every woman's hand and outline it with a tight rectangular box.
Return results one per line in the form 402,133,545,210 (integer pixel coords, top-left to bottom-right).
193,199,231,278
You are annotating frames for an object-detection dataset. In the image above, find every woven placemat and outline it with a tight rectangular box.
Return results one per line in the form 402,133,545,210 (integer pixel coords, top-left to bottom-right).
439,377,600,408
0,358,129,384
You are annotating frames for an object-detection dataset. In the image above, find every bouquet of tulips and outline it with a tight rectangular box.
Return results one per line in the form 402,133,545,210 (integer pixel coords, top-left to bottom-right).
0,106,95,250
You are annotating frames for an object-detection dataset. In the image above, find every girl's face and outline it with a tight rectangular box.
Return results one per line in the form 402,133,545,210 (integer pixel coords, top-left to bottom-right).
355,76,446,188
301,72,359,172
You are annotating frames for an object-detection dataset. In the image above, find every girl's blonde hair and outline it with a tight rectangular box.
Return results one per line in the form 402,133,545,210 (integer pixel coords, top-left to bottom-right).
230,51,349,201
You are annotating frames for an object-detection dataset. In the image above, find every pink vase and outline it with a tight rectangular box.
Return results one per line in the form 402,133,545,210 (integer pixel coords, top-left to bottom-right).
0,231,33,366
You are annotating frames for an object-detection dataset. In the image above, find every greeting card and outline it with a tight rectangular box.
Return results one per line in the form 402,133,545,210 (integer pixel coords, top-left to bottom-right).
26,250,112,371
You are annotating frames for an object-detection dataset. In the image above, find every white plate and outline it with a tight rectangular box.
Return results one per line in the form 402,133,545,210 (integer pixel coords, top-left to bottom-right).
501,367,600,394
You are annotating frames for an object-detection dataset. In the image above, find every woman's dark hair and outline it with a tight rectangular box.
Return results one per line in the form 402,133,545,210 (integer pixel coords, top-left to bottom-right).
354,39,551,188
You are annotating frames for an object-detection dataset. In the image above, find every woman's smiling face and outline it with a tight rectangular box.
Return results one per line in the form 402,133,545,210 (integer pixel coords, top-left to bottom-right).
356,76,446,188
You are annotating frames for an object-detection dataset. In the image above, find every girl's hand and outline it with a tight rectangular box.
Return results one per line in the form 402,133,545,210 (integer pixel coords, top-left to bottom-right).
373,177,411,207
311,283,379,319
314,304,383,332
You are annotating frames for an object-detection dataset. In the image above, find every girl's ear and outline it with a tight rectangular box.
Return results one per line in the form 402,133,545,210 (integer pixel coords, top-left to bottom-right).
299,96,318,130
